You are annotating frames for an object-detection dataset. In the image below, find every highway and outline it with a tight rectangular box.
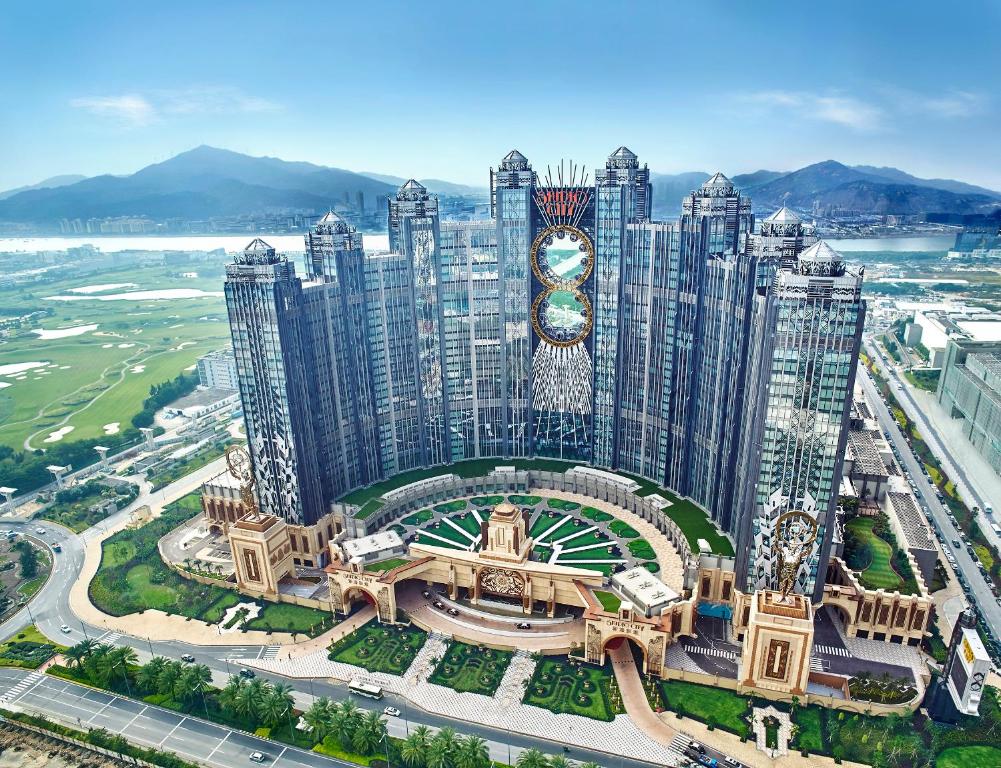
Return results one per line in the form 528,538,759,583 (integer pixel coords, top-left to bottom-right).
857,363,1001,640
0,461,665,768
865,338,1001,553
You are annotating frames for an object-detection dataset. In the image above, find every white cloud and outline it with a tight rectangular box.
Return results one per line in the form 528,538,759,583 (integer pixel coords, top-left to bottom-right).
69,94,156,126
740,90,883,131
70,86,281,127
891,88,987,119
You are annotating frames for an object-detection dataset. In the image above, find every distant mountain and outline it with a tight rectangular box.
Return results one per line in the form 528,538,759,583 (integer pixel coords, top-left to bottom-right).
852,165,1001,199
649,172,710,216
0,146,397,223
743,160,999,215
0,174,88,201
360,172,486,196
732,169,786,189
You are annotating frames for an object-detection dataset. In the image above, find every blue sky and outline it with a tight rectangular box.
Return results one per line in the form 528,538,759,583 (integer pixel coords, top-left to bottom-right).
2,0,999,191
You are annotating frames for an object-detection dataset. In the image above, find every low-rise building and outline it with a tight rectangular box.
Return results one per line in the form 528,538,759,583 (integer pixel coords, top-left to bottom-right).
937,338,1001,476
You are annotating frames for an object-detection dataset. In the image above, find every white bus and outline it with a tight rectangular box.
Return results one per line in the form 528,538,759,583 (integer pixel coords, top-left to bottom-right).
348,679,384,700
991,523,1001,538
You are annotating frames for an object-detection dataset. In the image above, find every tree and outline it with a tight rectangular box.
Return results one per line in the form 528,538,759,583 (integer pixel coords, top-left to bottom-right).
427,728,459,768
108,646,138,689
547,757,571,768
177,664,212,713
220,675,247,713
455,735,489,768
243,678,270,722
137,656,168,692
156,660,183,697
333,699,362,750
259,681,295,727
352,710,388,756
303,698,335,744
401,725,433,768
64,639,97,669
515,750,549,768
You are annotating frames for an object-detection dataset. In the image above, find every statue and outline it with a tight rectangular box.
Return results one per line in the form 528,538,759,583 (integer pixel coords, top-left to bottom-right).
225,444,259,516
772,510,818,600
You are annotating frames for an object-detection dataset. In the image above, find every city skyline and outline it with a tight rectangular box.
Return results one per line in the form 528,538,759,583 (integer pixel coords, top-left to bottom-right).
2,0,1000,191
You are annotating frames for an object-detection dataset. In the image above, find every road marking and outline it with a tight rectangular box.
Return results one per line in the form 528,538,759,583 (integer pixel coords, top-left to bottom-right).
267,746,288,766
159,716,188,746
122,704,149,731
88,694,120,722
206,731,231,761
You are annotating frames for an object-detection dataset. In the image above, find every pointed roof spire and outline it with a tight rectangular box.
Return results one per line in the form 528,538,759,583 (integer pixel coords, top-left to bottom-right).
237,237,280,265
397,179,428,201
610,146,637,159
245,237,274,253
702,171,734,189
765,206,801,224
500,149,530,171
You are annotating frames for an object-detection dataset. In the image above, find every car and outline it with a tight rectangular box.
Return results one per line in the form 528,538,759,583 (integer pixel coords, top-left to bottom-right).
181,654,195,663
249,752,267,763
432,601,444,610
446,608,459,616
60,624,71,634
688,741,706,754
952,539,962,549
34,527,45,535
421,590,431,598
51,543,61,552
383,706,401,717
239,668,255,679
517,622,531,630
724,758,743,768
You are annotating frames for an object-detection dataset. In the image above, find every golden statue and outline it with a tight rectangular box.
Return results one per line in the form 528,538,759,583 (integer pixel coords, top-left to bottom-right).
225,444,259,516
772,510,818,600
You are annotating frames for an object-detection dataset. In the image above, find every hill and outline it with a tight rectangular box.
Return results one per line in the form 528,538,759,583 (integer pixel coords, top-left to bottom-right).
0,174,88,201
0,146,397,223
361,172,486,196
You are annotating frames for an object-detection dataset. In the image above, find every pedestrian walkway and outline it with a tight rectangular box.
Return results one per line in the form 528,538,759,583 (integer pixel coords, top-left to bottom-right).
681,641,736,661
261,645,280,660
814,643,850,657
606,641,678,748
0,671,42,704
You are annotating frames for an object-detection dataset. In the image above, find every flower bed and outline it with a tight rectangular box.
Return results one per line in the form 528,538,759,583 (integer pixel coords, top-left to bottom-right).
428,641,512,695
328,623,427,675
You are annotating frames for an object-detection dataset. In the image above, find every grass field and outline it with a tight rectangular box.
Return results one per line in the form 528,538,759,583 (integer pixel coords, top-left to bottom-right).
523,657,622,721
936,746,1001,768
0,262,230,451
845,517,903,591
328,623,426,675
244,602,334,635
428,641,512,695
658,679,750,736
0,624,66,669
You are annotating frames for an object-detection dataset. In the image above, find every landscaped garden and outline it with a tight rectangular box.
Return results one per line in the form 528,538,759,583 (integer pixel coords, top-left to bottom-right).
147,438,232,491
89,492,332,636
328,622,427,675
0,625,65,669
655,679,751,737
0,535,53,618
470,495,505,506
37,478,139,532
844,513,921,594
522,655,623,721
428,640,512,695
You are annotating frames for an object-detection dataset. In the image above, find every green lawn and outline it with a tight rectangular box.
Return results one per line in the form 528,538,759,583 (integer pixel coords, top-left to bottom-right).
451,511,482,537
658,679,750,736
426,520,475,546
471,495,505,506
355,498,385,520
328,623,426,675
37,479,139,532
845,516,904,591
937,746,1001,768
0,261,231,451
608,520,639,538
508,494,543,505
547,499,581,511
530,511,567,539
433,500,467,514
414,533,464,550
593,590,621,613
363,557,411,573
244,602,335,635
523,657,623,721
0,625,66,669
148,440,231,491
428,641,512,695
627,539,656,559
581,506,613,522
556,546,619,561
793,706,824,754
401,509,434,526
536,517,580,544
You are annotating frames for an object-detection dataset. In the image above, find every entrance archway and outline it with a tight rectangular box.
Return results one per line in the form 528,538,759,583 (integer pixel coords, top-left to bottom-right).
343,586,377,616
602,635,648,673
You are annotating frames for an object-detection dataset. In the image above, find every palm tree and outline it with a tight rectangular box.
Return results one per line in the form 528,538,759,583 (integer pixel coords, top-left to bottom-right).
243,678,270,721
515,749,549,768
303,697,335,744
156,660,183,697
546,756,571,768
63,640,93,669
455,735,489,768
177,664,212,714
136,656,168,692
219,675,247,713
401,726,433,768
427,727,459,768
259,681,294,728
352,710,388,757
333,699,362,749
576,762,601,768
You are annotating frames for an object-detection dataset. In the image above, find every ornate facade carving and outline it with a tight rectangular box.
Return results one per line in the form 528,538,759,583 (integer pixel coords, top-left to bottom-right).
478,567,525,597
586,623,603,663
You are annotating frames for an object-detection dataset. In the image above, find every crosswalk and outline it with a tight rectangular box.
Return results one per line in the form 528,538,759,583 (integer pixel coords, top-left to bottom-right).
681,641,736,661
810,656,825,672
668,734,692,764
98,631,121,646
260,645,280,660
814,643,851,657
0,672,43,704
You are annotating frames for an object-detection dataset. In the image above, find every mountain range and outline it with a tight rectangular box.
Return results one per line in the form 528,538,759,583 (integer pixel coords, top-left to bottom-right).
0,146,998,227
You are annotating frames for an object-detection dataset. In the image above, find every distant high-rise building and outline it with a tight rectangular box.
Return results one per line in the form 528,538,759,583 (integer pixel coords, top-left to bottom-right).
196,348,238,390
737,241,865,599
226,150,866,596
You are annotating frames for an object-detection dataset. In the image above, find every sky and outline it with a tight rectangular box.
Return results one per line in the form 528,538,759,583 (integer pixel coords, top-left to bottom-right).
1,0,1000,191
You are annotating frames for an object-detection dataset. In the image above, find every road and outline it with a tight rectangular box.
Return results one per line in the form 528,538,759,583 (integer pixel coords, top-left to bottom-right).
866,338,1001,553
857,362,1001,640
0,458,666,768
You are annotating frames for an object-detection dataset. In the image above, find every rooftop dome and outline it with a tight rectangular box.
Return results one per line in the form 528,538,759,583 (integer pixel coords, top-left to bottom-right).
701,171,734,190
764,206,801,224
609,146,637,159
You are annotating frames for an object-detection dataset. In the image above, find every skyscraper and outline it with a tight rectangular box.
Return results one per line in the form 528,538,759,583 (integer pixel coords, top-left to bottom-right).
225,149,865,599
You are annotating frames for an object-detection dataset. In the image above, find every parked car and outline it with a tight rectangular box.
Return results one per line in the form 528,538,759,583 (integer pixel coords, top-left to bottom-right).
239,668,255,679
421,590,431,598
34,527,45,535
181,654,195,663
383,706,401,717
249,752,267,763
432,601,444,610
